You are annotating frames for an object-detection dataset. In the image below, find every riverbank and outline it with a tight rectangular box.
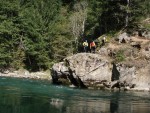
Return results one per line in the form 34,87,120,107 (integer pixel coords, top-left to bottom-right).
0,69,52,81
1,68,150,92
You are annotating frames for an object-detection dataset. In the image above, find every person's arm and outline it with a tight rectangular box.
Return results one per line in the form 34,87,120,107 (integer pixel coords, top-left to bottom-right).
94,42,96,47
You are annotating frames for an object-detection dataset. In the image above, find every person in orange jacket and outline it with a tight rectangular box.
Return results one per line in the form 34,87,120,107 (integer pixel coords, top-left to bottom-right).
90,41,96,53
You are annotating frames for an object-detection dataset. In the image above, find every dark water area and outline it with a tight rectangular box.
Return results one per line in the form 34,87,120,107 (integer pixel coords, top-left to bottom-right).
0,77,150,113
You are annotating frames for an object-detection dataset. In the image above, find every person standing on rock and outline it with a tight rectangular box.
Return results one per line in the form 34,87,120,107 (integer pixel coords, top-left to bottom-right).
83,40,88,52
101,36,106,47
90,41,96,53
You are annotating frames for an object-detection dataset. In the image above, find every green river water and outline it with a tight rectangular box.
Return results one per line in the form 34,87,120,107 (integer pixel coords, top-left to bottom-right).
0,77,150,113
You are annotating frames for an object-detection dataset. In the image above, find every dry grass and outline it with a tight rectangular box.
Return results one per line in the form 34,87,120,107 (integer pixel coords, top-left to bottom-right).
99,35,150,64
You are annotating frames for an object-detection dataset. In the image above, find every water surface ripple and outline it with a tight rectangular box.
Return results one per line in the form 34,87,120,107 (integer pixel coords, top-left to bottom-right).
0,77,150,113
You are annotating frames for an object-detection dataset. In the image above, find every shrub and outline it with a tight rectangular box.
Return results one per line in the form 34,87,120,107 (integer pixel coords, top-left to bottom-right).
115,50,125,62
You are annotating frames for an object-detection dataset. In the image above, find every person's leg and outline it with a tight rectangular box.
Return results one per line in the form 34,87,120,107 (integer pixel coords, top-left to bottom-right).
93,47,96,53
91,47,94,53
84,46,86,52
90,48,92,53
85,46,87,52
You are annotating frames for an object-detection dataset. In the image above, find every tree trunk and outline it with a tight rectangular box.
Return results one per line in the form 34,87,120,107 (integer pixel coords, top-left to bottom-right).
125,0,130,27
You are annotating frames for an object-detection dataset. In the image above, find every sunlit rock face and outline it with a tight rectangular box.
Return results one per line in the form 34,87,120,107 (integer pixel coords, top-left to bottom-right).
118,32,131,43
51,53,112,88
51,53,150,91
65,53,112,84
115,62,150,90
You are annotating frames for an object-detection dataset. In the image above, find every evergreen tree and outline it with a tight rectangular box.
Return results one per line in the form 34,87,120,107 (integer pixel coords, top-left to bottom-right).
0,0,149,71
0,0,24,70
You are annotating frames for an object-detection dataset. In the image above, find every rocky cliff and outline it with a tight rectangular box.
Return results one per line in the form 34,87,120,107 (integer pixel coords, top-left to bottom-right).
51,33,150,91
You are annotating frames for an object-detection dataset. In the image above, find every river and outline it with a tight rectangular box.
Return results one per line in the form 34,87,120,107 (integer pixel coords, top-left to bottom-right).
0,77,150,113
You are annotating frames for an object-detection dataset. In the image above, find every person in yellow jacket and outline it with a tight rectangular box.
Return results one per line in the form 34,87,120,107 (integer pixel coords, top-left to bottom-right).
83,40,88,52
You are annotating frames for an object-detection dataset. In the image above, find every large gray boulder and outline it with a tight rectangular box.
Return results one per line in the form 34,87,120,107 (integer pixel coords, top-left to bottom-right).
142,31,150,39
51,53,112,88
118,32,131,43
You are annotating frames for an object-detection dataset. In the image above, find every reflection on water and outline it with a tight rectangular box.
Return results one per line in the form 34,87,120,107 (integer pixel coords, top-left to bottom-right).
110,93,119,113
50,98,64,109
0,77,150,113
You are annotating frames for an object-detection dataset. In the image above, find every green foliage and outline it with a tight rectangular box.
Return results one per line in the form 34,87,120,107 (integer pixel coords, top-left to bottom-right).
0,0,62,71
86,0,103,38
0,0,23,69
130,0,150,22
0,0,149,71
115,50,125,62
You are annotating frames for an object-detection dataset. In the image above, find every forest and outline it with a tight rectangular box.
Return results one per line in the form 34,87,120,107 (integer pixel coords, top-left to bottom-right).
0,0,150,71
